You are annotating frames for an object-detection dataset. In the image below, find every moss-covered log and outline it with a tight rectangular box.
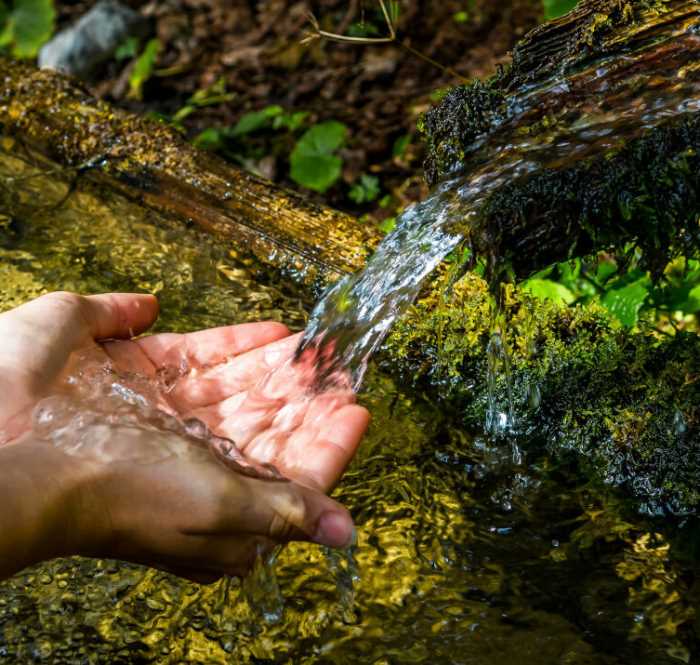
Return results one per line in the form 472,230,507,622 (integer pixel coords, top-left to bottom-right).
0,57,381,287
423,0,700,280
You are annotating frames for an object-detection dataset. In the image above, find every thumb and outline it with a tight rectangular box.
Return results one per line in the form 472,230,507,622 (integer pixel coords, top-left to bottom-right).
81,293,160,340
234,475,355,549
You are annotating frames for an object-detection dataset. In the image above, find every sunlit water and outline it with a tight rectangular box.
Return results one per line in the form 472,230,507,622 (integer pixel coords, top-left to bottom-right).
1,144,699,663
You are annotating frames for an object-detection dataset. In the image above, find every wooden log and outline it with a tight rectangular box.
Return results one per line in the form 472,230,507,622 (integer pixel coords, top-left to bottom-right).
422,0,700,281
0,57,381,287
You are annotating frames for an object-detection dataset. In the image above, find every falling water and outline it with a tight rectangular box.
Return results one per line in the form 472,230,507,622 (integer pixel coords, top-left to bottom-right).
296,19,700,400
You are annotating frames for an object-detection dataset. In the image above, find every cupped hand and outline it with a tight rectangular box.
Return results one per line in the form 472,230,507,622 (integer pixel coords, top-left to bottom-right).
0,292,369,582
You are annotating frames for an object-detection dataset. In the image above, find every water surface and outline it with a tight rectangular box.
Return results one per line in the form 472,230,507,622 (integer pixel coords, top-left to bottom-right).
0,145,698,664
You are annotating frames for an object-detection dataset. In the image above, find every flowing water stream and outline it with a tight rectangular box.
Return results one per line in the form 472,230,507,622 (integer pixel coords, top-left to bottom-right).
1,144,700,663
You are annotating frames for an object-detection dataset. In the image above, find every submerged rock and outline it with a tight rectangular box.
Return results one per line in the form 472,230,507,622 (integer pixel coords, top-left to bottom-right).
38,0,149,80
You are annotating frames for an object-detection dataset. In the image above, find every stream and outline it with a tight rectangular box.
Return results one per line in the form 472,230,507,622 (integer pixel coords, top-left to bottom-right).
1,144,699,663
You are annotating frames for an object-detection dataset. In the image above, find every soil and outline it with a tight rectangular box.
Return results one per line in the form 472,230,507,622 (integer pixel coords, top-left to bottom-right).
54,0,542,221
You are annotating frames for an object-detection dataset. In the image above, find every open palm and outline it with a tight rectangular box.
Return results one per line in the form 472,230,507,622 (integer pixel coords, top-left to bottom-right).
104,323,369,493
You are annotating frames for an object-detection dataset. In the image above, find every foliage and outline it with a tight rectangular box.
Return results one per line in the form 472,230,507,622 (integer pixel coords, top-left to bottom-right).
349,174,381,205
230,105,308,137
191,104,319,179
543,0,578,20
128,38,161,100
0,0,55,58
171,78,236,125
521,278,574,306
290,121,348,193
387,269,700,515
115,36,140,61
523,255,700,329
392,134,412,159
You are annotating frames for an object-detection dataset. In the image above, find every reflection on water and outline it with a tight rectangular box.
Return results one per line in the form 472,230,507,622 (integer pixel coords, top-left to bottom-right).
0,146,699,663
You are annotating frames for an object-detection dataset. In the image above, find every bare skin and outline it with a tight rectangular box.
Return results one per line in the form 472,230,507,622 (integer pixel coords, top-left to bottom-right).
0,292,370,582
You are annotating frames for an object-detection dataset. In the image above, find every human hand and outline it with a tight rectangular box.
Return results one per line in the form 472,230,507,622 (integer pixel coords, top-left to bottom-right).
0,292,369,582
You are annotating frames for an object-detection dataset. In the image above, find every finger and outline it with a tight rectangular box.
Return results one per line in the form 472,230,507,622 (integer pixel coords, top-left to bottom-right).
136,322,291,370
102,339,157,376
82,293,159,340
282,405,371,492
170,333,301,412
185,473,355,549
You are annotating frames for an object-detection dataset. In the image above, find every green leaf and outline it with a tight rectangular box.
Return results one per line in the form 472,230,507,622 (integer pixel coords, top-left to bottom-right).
290,121,347,193
522,278,575,305
601,278,650,326
193,128,225,151
231,105,284,137
378,216,397,234
115,36,140,60
687,285,700,313
392,134,411,159
543,0,578,20
128,38,161,100
272,110,308,132
0,0,55,58
349,174,380,204
595,258,618,284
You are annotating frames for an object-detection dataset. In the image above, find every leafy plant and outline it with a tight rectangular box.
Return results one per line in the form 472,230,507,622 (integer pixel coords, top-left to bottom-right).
523,252,700,329
349,174,381,205
522,278,575,306
600,272,651,327
0,0,55,58
378,216,397,234
290,121,348,193
171,78,236,125
392,134,412,160
543,0,578,20
128,38,161,100
115,36,140,61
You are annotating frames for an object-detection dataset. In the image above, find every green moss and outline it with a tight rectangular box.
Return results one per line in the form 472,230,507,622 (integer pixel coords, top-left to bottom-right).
477,116,700,281
386,270,700,515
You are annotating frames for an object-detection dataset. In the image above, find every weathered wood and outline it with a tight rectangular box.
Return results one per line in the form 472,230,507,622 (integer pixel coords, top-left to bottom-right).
423,0,700,280
0,57,381,286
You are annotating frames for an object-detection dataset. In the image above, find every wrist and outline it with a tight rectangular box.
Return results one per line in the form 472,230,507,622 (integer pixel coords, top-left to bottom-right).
0,436,109,577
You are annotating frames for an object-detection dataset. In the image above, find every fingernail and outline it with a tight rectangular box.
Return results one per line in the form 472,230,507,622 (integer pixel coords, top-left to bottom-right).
313,512,354,548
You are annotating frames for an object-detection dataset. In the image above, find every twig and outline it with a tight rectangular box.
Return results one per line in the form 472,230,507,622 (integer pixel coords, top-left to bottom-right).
302,0,467,82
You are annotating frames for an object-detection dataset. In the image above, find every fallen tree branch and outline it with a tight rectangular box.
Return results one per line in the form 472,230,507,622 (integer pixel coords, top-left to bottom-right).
0,57,382,286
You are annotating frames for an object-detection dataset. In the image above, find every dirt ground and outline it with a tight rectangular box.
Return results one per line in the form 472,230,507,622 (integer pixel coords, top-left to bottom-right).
56,0,542,220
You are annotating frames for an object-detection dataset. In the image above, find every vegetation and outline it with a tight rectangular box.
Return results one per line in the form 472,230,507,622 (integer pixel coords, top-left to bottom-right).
0,0,54,57
386,269,700,515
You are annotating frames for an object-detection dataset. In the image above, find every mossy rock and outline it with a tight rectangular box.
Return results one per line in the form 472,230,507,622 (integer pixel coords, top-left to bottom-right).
386,270,700,515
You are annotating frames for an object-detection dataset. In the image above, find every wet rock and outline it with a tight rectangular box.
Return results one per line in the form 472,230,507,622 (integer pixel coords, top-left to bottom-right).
38,0,149,80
